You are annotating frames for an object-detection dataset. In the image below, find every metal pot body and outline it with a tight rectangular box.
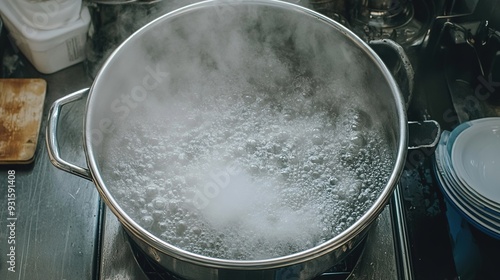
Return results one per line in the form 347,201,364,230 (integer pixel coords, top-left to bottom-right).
126,222,369,279
48,0,408,279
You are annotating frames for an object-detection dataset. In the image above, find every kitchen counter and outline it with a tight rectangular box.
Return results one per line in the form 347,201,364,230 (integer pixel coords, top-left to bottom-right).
0,59,100,280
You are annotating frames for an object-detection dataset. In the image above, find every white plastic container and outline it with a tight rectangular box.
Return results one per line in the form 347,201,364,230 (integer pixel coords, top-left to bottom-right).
0,1,90,74
10,0,83,30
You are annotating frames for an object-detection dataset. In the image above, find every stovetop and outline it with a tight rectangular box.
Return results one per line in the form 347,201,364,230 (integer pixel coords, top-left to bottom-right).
1,1,500,280
97,194,400,280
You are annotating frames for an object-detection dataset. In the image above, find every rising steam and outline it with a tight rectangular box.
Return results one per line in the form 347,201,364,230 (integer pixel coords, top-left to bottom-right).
94,0,397,260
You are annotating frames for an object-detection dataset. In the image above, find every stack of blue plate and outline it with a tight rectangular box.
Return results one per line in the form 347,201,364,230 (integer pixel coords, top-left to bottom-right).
433,117,500,239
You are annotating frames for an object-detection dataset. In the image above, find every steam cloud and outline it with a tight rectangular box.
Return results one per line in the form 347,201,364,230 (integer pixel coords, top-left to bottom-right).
93,0,398,261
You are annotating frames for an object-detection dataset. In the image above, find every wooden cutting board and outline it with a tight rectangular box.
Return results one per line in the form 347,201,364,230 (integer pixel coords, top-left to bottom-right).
0,79,46,164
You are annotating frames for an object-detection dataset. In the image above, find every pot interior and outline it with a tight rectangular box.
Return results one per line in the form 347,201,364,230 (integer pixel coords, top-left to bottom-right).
85,0,405,263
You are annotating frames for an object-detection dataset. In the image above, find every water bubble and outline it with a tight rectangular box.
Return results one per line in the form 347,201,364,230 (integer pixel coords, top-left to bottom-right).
141,215,154,229
158,222,169,231
350,134,365,148
152,198,167,210
329,176,338,185
243,94,256,104
312,134,324,145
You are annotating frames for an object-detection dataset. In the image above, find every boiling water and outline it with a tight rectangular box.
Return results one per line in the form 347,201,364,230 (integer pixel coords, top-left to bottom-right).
100,68,394,260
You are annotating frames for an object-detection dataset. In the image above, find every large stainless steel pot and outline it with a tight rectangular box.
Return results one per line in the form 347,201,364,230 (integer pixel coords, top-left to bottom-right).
47,0,408,279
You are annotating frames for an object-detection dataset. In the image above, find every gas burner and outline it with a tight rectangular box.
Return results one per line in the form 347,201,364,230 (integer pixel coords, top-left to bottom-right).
127,233,366,280
348,0,433,47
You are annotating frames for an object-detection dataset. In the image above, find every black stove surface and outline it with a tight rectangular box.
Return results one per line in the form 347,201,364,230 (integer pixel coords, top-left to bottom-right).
400,11,500,277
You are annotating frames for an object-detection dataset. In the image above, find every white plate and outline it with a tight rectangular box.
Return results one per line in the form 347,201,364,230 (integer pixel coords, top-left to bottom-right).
442,133,500,215
434,139,500,238
446,120,500,211
441,153,500,219
451,118,500,204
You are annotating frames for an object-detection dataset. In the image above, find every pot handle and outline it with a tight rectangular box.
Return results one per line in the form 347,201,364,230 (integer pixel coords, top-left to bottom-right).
407,120,441,150
369,39,414,108
46,88,93,181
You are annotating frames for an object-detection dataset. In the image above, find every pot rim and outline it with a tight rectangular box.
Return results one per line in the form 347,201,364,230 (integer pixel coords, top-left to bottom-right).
84,0,408,270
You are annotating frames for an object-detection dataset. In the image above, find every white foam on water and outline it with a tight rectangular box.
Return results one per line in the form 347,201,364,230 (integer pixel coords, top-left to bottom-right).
99,68,394,260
